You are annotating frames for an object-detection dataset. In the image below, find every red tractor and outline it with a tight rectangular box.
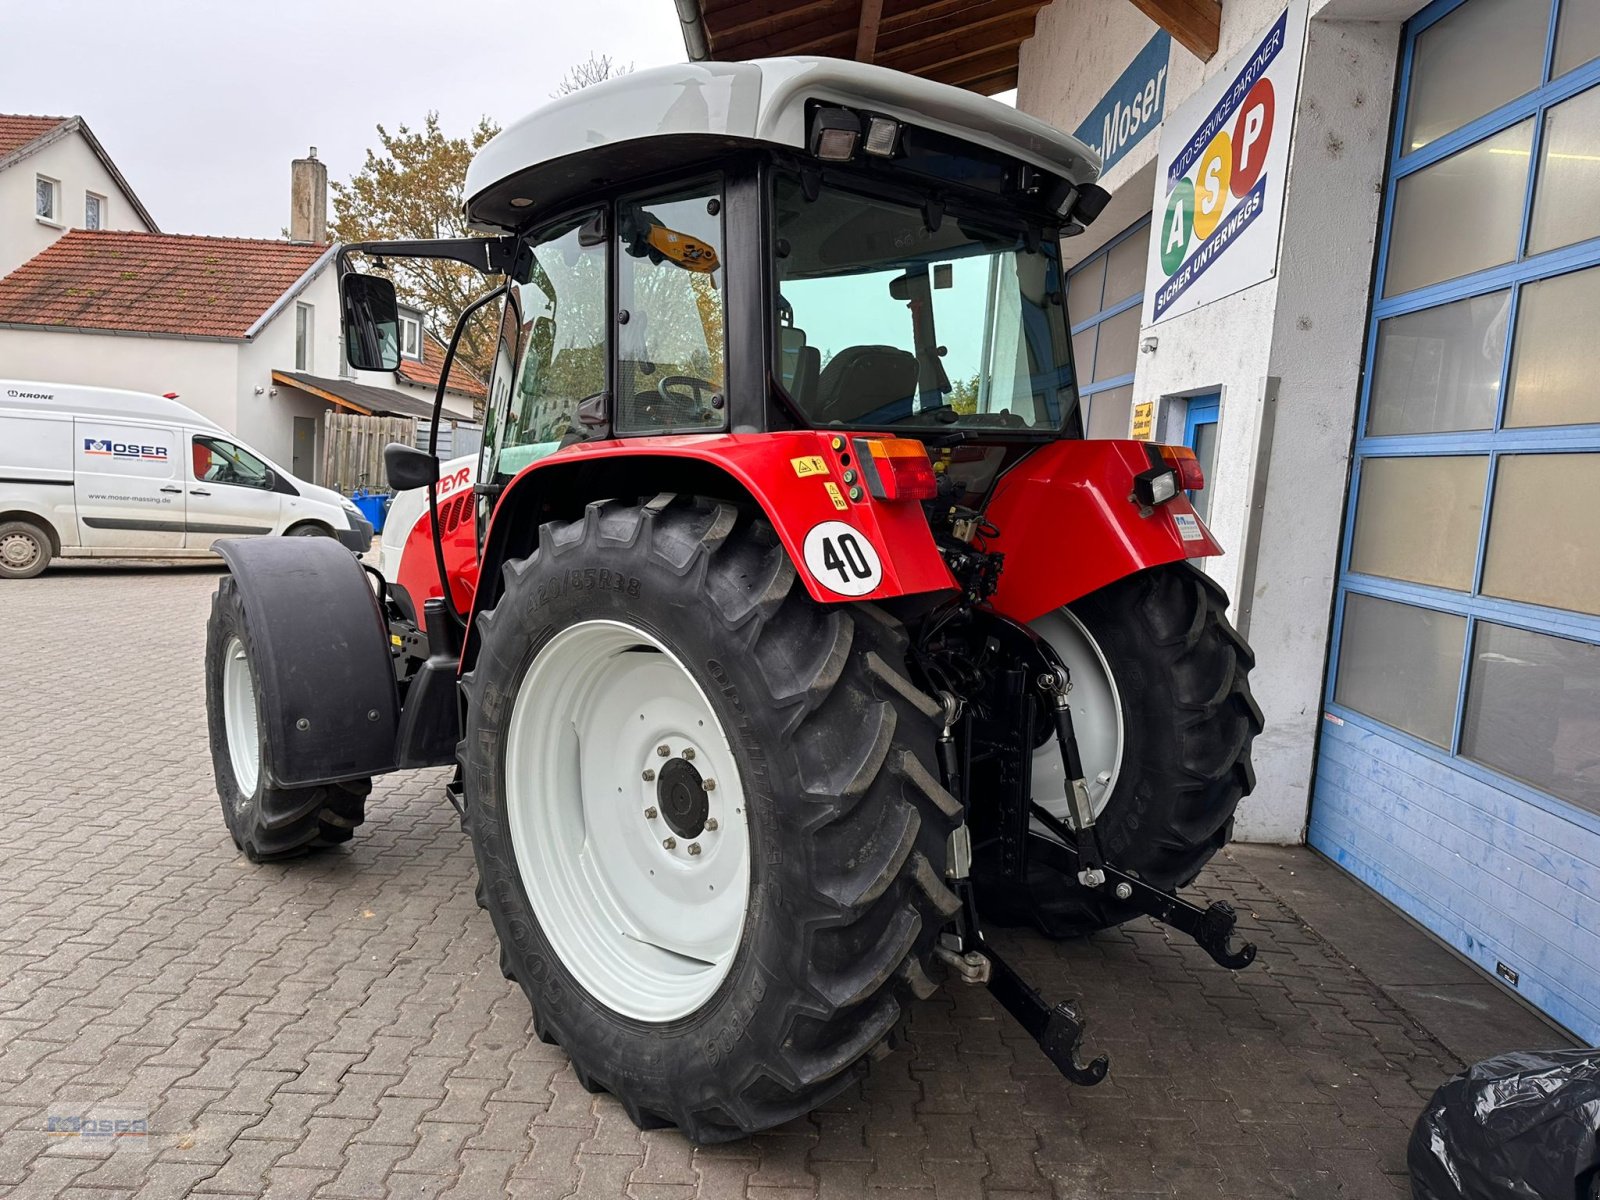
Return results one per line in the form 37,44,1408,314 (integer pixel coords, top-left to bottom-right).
205,57,1261,1142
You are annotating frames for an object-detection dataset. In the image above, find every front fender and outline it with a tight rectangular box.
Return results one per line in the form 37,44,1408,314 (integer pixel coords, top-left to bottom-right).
474,431,955,622
983,440,1224,624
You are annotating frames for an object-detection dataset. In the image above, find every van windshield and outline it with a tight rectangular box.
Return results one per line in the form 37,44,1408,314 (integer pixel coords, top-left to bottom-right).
772,174,1079,432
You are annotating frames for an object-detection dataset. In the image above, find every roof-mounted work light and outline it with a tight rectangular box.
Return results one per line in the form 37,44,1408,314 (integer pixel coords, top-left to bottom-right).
810,107,862,161
862,115,901,157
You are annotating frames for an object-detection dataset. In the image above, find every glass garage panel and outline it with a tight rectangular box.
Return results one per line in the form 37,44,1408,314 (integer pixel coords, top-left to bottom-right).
1527,84,1600,256
1072,326,1097,385
1402,0,1547,153
1506,265,1600,428
1348,456,1487,590
1462,622,1600,816
1067,255,1106,329
1092,305,1141,383
1555,0,1600,78
1335,594,1467,748
1102,234,1147,309
1384,122,1534,297
1367,292,1508,435
1085,384,1133,440
1481,453,1600,616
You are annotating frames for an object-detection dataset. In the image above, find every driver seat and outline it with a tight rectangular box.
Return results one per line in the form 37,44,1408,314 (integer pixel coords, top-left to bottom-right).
815,345,919,425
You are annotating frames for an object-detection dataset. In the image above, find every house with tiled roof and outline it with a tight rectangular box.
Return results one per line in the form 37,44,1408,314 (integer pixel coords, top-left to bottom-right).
0,114,157,278
0,152,482,485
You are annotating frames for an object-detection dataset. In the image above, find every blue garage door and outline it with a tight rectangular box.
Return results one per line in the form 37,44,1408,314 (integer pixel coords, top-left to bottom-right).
1311,0,1600,1041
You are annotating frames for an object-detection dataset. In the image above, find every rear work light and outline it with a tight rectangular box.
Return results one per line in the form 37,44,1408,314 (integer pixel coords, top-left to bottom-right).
1157,444,1205,492
853,437,938,502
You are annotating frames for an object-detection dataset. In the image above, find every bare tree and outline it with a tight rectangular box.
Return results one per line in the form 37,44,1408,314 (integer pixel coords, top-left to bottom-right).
553,53,633,97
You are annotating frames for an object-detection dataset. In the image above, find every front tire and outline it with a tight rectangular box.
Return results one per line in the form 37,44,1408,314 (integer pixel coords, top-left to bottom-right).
205,575,369,861
0,518,52,579
981,563,1262,937
461,496,960,1142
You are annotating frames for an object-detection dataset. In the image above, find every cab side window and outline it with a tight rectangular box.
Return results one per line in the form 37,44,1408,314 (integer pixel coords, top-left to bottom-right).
193,436,272,489
487,212,608,481
615,182,726,433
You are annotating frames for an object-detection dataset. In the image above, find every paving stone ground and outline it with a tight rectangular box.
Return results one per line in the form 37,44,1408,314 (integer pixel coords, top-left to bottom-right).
0,562,1569,1199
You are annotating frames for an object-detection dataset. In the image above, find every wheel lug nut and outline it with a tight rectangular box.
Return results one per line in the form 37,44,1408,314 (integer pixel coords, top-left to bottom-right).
642,768,655,781
644,807,658,819
662,837,677,850
687,842,701,856
703,779,717,792
656,744,670,757
682,748,695,760
705,817,719,831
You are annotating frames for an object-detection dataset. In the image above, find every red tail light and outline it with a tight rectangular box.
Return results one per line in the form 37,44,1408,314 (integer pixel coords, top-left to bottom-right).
1158,444,1205,492
854,436,938,502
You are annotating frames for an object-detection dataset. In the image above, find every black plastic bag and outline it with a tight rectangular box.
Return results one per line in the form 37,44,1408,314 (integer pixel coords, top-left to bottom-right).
1409,1048,1600,1200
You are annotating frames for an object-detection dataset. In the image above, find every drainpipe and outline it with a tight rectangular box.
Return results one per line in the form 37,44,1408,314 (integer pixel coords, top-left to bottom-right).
675,0,710,61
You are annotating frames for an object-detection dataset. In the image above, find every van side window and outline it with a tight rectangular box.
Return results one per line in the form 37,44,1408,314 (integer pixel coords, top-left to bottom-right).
193,436,272,490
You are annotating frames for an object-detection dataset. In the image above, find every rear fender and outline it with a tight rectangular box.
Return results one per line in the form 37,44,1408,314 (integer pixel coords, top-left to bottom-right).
983,439,1224,624
468,432,955,649
216,537,400,786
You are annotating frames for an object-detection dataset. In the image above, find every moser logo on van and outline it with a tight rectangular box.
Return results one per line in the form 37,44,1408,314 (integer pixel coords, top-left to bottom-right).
1073,31,1170,177
1143,0,1308,326
83,438,170,461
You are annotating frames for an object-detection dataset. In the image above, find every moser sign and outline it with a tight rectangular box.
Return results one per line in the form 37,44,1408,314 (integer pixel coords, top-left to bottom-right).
1143,0,1308,325
1073,30,1170,177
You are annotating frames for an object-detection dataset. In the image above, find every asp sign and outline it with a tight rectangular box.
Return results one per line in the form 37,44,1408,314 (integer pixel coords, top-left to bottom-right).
1143,0,1308,326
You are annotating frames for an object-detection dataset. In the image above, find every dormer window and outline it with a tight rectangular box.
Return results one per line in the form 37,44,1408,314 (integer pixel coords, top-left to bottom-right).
399,310,423,361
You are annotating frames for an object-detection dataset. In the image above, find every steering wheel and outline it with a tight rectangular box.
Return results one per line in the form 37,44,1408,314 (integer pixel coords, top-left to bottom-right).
655,375,720,422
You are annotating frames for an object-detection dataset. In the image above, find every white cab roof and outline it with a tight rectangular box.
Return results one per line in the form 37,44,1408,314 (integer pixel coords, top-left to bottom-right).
465,56,1100,215
1,379,222,431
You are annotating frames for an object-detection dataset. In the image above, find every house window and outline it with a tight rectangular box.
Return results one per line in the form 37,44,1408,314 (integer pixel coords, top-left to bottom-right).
85,193,104,230
35,176,58,222
399,312,423,361
295,303,313,371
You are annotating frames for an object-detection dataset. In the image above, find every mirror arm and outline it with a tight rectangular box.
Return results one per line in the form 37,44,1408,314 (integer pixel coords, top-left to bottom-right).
336,237,516,277
425,283,510,631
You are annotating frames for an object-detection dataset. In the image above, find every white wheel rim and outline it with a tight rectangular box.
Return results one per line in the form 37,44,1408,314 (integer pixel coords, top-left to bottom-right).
1,530,42,572
222,635,262,798
504,619,751,1023
1029,609,1124,826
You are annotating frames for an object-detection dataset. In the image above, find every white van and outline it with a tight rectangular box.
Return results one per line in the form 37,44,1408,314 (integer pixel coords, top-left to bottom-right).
0,380,372,579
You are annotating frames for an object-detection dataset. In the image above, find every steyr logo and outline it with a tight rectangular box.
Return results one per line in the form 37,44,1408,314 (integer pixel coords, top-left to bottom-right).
83,438,169,461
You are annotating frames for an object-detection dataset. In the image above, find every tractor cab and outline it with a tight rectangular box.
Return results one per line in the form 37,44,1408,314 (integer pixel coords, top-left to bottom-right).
208,56,1260,1145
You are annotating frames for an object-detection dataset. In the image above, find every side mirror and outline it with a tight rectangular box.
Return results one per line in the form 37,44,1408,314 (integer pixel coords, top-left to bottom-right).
341,273,401,371
384,442,439,492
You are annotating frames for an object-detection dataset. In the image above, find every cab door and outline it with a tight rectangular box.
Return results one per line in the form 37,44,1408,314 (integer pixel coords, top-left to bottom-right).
184,430,284,551
73,419,185,549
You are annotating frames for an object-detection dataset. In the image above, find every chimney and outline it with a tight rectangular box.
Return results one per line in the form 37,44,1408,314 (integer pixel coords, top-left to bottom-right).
290,147,328,243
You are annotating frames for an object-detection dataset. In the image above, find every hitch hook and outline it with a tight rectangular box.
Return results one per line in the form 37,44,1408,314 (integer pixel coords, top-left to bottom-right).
1041,1001,1111,1087
1196,900,1257,970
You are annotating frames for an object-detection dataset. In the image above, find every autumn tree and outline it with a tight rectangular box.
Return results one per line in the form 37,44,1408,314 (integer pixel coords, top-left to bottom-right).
330,113,501,373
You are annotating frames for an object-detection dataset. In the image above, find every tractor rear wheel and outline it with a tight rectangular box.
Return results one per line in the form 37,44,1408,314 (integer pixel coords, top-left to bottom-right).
205,576,369,861
980,562,1261,938
461,495,959,1142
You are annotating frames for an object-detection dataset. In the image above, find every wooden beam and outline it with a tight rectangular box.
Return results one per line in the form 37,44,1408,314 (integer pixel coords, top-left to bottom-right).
701,0,851,49
1126,0,1220,61
877,0,1044,56
271,372,372,416
920,46,1027,89
877,16,1037,75
855,0,884,61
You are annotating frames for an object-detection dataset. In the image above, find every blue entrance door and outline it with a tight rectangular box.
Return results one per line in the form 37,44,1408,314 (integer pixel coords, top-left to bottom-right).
1183,393,1219,524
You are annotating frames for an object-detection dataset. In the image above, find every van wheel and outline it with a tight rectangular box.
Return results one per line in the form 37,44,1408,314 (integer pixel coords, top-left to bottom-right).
287,523,332,537
205,575,369,860
0,518,52,579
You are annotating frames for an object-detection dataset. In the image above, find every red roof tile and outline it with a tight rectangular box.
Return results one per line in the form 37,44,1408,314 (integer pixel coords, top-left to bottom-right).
0,114,68,160
398,330,487,399
0,230,328,339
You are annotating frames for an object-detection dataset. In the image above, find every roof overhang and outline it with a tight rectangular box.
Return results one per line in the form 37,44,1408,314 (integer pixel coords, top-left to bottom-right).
674,0,1223,90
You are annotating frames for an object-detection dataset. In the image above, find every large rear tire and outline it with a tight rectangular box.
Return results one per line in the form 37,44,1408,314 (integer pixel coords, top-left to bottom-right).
980,562,1261,938
461,495,959,1142
205,576,369,861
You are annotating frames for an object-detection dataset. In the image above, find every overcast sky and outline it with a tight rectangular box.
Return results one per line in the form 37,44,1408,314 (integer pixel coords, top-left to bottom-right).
5,0,690,238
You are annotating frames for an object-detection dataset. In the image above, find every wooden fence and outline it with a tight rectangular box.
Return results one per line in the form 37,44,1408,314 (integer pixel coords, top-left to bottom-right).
322,412,415,493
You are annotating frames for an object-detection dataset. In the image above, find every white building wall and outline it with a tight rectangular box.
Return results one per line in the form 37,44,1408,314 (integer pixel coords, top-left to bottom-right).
0,130,153,278
1016,0,1418,841
0,327,240,428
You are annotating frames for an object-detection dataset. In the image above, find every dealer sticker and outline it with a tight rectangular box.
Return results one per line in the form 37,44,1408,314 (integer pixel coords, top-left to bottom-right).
802,521,883,597
1172,512,1204,542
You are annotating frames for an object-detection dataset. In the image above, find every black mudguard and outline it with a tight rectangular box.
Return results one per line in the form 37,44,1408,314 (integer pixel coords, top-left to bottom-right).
215,537,399,787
